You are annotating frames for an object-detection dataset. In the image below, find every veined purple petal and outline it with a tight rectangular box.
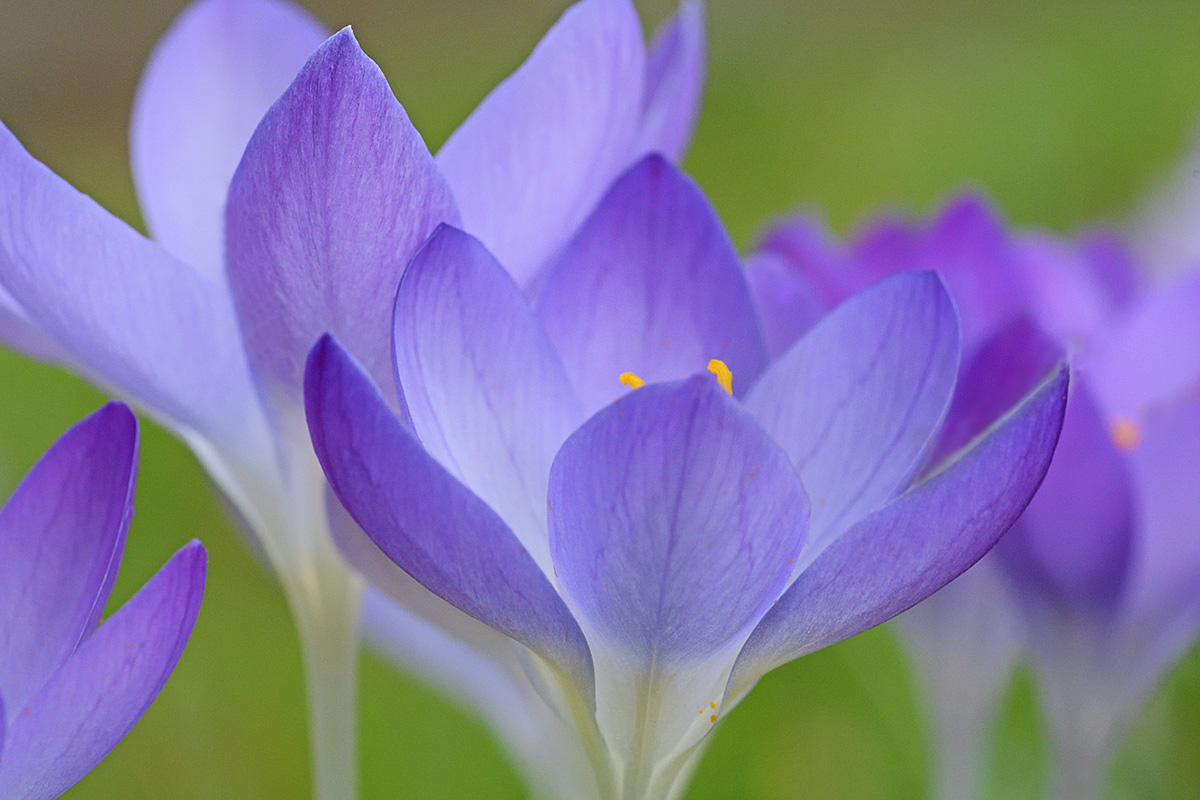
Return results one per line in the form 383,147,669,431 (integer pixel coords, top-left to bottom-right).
538,156,768,415
0,404,137,716
226,28,456,400
0,542,205,800
0,284,69,364
393,226,582,575
997,381,1134,612
635,1,705,161
436,0,646,286
548,375,808,660
745,272,960,557
304,336,594,692
0,122,256,443
131,0,328,277
729,364,1067,695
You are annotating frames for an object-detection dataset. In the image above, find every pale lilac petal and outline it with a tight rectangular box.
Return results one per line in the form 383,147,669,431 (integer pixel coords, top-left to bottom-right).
729,365,1067,694
0,404,137,715
226,28,456,399
0,542,205,800
549,375,807,659
304,336,593,692
131,0,328,277
436,0,646,285
635,1,705,161
538,156,768,415
0,122,256,443
745,272,960,556
0,284,70,363
393,226,581,574
997,382,1134,611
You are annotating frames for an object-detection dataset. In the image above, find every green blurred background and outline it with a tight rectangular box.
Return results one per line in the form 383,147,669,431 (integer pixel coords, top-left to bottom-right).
2,0,1199,796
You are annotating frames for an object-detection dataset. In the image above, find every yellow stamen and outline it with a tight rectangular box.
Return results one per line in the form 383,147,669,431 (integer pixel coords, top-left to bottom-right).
619,372,646,389
708,359,733,395
1110,417,1142,452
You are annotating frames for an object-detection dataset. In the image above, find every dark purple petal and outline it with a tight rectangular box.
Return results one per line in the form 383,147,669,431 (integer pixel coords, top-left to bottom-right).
548,375,808,660
0,542,205,800
0,404,137,714
634,0,705,161
927,316,1063,466
393,225,582,573
997,382,1134,611
745,272,960,555
436,0,645,285
852,213,919,283
131,0,328,276
538,156,768,414
729,364,1068,694
0,122,255,442
226,28,456,400
304,336,594,692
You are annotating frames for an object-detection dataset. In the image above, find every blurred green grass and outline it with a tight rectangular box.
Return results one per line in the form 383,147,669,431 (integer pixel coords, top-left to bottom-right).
1,0,1199,796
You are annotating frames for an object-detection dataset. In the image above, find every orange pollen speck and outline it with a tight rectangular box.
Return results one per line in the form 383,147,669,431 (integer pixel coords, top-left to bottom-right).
1110,418,1142,452
710,714,718,724
707,360,733,394
619,372,646,389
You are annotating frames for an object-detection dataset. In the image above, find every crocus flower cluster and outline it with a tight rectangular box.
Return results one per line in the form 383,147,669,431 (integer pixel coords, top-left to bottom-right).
0,404,205,798
302,148,1068,798
748,196,1200,798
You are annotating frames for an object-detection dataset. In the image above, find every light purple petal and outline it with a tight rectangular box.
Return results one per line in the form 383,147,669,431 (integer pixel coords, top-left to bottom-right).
0,121,256,443
634,1,705,162
0,404,137,715
226,28,456,400
745,272,960,556
393,226,581,574
131,0,328,277
538,156,768,415
549,375,808,659
436,0,646,286
729,364,1068,694
0,284,70,364
304,335,594,692
0,541,205,800
996,381,1134,611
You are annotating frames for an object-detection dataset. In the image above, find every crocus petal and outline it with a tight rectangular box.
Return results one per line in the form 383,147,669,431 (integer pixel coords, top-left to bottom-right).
549,375,807,657
0,541,206,800
0,122,256,443
304,335,594,692
226,28,456,400
0,404,137,715
996,381,1134,611
394,225,582,575
745,272,960,557
0,285,70,364
538,156,768,414
131,0,328,277
436,0,646,286
729,364,1068,696
635,1,705,161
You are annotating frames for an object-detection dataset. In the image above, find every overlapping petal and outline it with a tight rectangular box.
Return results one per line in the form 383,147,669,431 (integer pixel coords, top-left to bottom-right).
131,0,329,277
305,336,594,692
0,403,136,714
538,156,768,414
745,272,960,556
226,28,456,399
393,226,582,574
0,541,206,800
635,1,705,161
436,0,646,285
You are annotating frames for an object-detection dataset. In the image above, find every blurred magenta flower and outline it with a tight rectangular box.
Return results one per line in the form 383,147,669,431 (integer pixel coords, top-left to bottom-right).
0,404,205,799
303,157,1067,799
750,195,1200,798
0,0,702,795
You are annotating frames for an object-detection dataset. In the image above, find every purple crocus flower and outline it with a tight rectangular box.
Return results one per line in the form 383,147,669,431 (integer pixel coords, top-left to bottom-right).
748,195,1200,798
0,0,702,795
303,157,1068,799
0,403,205,799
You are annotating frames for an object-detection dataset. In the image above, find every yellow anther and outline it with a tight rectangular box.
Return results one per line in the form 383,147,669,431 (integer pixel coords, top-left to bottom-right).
708,359,733,395
619,372,646,389
1110,417,1142,452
